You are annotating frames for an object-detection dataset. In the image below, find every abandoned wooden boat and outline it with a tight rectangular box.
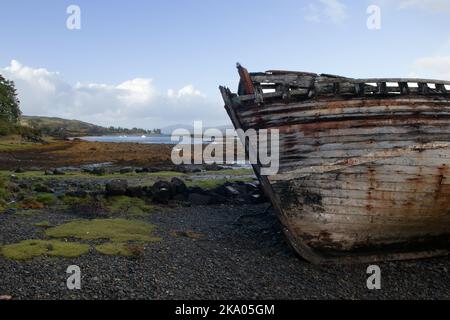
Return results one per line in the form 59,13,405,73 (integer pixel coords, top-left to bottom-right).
220,64,450,264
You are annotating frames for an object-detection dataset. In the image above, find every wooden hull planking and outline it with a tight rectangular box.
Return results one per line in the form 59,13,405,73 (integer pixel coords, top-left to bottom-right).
220,65,450,264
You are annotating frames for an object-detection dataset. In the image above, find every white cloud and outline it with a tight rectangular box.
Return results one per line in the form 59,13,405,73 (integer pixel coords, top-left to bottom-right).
411,56,450,80
1,60,226,129
168,84,204,99
397,0,450,12
304,0,348,24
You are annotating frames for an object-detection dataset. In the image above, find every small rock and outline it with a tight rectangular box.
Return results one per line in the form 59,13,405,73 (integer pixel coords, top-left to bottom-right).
225,186,240,196
14,168,25,173
18,182,30,189
4,208,16,215
204,164,224,171
53,168,66,175
34,184,54,193
105,179,128,196
120,167,133,174
45,169,54,176
152,180,172,204
126,186,147,198
66,190,88,197
171,177,187,195
7,182,21,193
92,167,106,175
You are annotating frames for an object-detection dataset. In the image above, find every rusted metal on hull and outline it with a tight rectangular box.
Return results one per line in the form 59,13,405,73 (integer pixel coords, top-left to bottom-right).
220,65,450,264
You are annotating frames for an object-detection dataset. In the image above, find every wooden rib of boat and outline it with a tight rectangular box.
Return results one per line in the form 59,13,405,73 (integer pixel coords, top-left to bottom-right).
220,64,450,264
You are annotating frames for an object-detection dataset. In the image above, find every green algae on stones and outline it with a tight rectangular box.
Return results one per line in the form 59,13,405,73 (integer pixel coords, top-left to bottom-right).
45,218,161,242
34,221,52,228
95,242,146,257
106,196,158,217
0,240,89,260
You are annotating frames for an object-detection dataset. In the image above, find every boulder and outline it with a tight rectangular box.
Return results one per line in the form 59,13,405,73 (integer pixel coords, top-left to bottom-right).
170,177,187,195
93,167,107,175
105,179,128,196
34,184,54,193
53,168,66,175
204,164,225,171
208,193,227,205
126,186,148,198
152,180,172,204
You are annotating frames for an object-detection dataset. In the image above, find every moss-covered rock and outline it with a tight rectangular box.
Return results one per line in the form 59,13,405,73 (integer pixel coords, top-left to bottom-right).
0,240,89,260
95,243,145,257
45,218,162,242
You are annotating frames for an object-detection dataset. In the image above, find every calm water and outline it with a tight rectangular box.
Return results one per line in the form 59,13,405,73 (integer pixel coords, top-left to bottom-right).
79,135,210,145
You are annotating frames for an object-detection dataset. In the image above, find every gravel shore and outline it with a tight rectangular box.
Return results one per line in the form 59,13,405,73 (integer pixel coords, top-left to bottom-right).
0,203,449,300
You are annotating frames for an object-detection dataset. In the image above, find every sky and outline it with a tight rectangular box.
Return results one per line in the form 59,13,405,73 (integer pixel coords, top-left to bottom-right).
1,0,450,129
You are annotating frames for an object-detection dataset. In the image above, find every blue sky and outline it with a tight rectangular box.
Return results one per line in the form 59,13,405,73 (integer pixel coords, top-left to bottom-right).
1,0,450,129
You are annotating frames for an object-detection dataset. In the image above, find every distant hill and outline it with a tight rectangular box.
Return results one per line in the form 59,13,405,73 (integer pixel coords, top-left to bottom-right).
20,116,161,138
21,116,106,137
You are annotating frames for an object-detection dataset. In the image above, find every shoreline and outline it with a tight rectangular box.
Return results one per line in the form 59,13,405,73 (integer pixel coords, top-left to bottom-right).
0,139,175,170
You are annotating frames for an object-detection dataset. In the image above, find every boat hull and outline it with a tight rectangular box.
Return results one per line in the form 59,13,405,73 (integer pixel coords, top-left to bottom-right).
225,94,450,263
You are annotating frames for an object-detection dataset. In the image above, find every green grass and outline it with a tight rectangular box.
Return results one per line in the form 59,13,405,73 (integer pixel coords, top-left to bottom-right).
36,193,57,206
1,170,185,181
0,178,9,211
45,218,162,242
60,195,159,217
0,135,40,152
198,168,254,176
59,195,81,206
186,177,254,190
34,221,52,228
14,209,44,217
106,196,158,217
95,242,145,257
0,239,89,260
